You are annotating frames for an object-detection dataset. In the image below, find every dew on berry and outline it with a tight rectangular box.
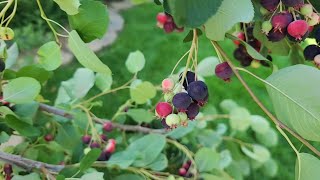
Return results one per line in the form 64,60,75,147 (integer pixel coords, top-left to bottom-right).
287,20,309,40
172,92,192,111
187,81,208,102
215,62,233,82
155,102,173,118
303,45,320,60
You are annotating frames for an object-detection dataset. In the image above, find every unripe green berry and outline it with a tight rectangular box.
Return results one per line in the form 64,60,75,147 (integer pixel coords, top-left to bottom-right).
165,114,181,128
0,27,14,40
300,4,313,16
260,7,269,15
84,147,91,155
307,13,320,26
261,21,272,35
178,112,188,121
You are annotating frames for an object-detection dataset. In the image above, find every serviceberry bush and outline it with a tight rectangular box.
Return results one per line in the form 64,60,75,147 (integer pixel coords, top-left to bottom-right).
0,0,319,180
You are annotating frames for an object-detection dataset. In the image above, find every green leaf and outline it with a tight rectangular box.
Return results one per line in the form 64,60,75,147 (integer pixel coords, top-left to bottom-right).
16,65,51,84
68,30,111,75
125,50,146,74
218,150,232,169
241,144,270,163
219,99,238,113
80,172,104,180
80,148,101,172
296,153,320,180
262,159,278,177
168,0,223,28
68,1,109,42
146,153,168,171
56,124,81,151
250,115,270,134
3,77,41,104
14,102,39,121
0,131,9,143
0,106,17,117
253,21,290,56
6,43,18,69
266,65,320,141
128,134,166,167
167,121,196,139
54,0,81,15
201,171,233,180
3,69,16,80
107,150,137,169
197,57,219,77
229,107,251,131
37,41,62,71
5,115,40,137
195,147,220,172
126,109,154,123
256,128,279,147
205,0,254,41
70,68,95,98
289,44,305,65
95,73,112,92
12,173,41,180
197,129,222,148
130,81,156,104
114,174,144,180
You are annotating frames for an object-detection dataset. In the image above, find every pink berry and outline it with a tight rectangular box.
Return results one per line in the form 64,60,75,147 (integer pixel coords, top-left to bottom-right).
105,139,116,153
157,13,168,24
287,20,309,40
179,168,187,176
155,102,173,118
161,78,175,92
82,135,91,144
215,62,233,82
103,122,113,132
314,54,320,67
163,22,175,33
44,134,54,142
182,162,190,170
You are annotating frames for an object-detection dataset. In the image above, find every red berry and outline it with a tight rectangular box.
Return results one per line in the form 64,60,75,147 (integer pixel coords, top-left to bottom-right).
155,102,173,118
103,122,113,132
271,12,293,31
44,134,54,142
82,135,91,144
3,164,12,175
179,168,187,176
163,22,175,33
105,139,116,153
156,13,168,24
215,62,233,82
287,20,309,40
182,162,190,170
233,32,245,46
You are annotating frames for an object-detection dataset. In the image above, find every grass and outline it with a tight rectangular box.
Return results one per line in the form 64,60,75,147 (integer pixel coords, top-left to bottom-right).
42,3,300,180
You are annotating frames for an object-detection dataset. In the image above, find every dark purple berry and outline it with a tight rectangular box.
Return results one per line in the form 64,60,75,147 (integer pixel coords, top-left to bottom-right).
103,122,113,132
304,45,320,60
186,103,200,120
90,142,100,149
164,22,175,33
271,12,293,31
0,59,5,72
233,48,246,61
82,135,91,144
182,162,190,170
180,71,197,90
100,134,107,141
187,81,208,102
98,151,111,161
240,57,253,67
215,62,233,82
267,30,286,42
246,26,255,40
261,55,273,67
172,92,192,111
161,118,170,129
282,0,304,8
3,164,12,175
260,0,280,11
315,28,320,44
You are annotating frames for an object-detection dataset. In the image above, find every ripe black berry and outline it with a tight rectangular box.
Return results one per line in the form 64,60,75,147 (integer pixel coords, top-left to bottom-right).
315,28,320,44
186,103,200,120
267,30,286,42
0,59,5,72
260,0,280,11
261,55,273,67
241,57,253,67
172,92,192,111
161,118,170,129
98,151,111,161
82,135,91,144
215,62,233,81
180,71,197,89
303,45,320,60
187,81,208,102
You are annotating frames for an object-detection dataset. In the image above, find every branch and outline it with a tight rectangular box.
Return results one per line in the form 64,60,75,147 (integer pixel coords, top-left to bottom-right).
38,103,166,134
211,41,320,157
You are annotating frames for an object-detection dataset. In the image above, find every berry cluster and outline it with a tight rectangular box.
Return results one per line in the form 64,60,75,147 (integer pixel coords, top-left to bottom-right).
304,28,320,67
156,71,208,129
233,27,271,67
260,0,319,42
156,12,184,33
82,121,116,161
2,164,12,180
178,160,193,177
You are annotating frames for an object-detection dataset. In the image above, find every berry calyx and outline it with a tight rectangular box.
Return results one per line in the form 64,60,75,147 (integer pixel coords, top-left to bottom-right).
161,78,175,92
215,62,233,82
287,20,309,40
155,102,173,118
44,134,54,142
303,45,320,60
103,122,113,132
165,114,181,128
82,135,91,144
271,12,293,32
261,21,273,35
172,92,192,111
187,81,208,102
156,13,168,24
300,4,313,16
186,103,200,120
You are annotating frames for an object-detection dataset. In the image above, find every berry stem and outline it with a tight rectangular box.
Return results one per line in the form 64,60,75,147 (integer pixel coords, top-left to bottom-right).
222,136,253,148
170,50,190,75
0,0,14,21
211,41,320,157
77,105,101,144
306,0,319,14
